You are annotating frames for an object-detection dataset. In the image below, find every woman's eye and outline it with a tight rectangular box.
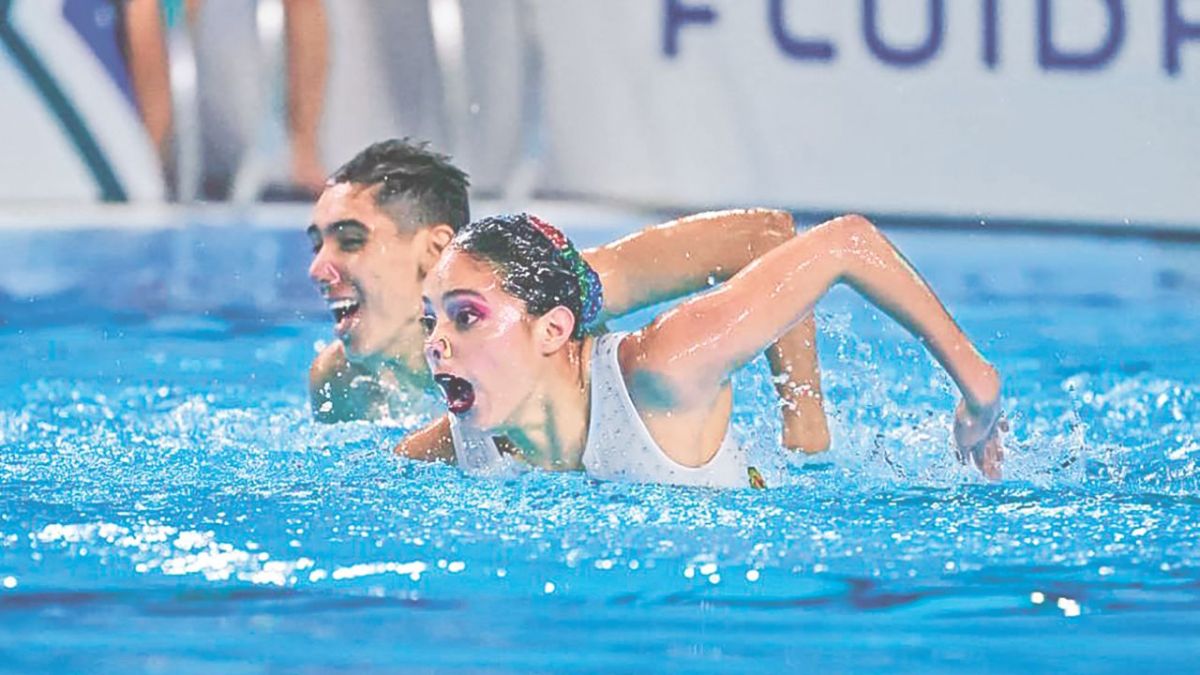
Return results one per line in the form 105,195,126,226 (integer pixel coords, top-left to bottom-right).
454,310,480,328
419,316,436,333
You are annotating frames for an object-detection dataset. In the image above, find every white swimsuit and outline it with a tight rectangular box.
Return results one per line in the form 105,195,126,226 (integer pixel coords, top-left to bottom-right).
448,332,754,488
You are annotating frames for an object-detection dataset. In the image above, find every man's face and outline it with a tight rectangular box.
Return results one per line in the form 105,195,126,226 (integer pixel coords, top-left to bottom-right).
307,182,428,363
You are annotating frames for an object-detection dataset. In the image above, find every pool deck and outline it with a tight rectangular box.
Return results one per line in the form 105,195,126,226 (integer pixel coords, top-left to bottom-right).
1,201,1199,239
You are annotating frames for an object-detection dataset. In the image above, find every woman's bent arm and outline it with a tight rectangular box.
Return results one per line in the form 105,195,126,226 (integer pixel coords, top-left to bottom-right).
583,209,829,452
625,214,999,415
393,415,456,463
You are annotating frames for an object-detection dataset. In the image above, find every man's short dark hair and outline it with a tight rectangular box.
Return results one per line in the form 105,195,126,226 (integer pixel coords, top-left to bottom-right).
328,138,470,231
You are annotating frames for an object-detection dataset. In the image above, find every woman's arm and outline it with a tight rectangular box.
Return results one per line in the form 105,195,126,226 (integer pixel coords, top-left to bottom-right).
393,414,456,462
582,209,830,452
623,215,1000,463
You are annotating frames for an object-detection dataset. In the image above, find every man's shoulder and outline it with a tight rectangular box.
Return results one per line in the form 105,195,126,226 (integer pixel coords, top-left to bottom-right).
308,341,385,422
309,340,364,386
309,338,348,381
310,340,345,375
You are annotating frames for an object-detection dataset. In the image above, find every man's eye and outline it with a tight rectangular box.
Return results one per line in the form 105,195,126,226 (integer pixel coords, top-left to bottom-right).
338,237,365,251
454,309,480,328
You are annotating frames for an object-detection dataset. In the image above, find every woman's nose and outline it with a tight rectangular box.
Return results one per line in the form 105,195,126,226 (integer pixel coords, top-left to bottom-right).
425,335,452,361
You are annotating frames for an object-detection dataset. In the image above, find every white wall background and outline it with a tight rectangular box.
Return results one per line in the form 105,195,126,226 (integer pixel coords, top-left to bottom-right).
2,0,1197,231
531,0,1200,227
0,0,163,201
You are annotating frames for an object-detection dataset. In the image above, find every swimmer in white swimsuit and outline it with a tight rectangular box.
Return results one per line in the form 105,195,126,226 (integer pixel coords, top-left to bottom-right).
400,213,1005,486
307,140,828,454
448,331,751,488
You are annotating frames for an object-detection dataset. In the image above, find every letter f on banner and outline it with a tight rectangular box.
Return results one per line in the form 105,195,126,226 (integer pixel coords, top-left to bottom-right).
663,0,718,57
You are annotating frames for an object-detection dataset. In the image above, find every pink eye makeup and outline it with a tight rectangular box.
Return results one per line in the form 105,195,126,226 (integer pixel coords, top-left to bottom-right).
447,299,489,329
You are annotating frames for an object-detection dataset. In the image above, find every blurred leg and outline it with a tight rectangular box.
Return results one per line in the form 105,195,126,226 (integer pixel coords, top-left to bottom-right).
122,0,173,164
283,0,329,192
185,0,203,25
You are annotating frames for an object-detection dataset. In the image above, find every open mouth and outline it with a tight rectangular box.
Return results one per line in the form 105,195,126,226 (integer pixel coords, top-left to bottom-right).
326,298,361,335
434,374,476,415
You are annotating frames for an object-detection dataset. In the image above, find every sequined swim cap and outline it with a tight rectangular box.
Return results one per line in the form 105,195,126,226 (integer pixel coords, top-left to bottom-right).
452,213,604,338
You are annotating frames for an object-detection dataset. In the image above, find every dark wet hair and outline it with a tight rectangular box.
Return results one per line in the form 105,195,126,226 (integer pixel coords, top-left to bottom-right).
328,138,470,231
452,214,603,339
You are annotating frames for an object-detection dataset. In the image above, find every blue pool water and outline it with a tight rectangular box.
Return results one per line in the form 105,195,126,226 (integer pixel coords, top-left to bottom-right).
1,225,1199,672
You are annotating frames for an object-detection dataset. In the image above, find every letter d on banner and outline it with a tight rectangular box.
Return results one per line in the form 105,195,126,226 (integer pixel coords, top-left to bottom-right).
1038,0,1125,71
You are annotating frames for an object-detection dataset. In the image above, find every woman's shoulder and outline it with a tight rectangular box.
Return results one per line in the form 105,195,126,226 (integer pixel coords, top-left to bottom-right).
593,331,635,374
611,328,659,380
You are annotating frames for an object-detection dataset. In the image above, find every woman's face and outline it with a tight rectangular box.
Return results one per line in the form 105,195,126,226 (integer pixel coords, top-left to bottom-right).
420,248,543,430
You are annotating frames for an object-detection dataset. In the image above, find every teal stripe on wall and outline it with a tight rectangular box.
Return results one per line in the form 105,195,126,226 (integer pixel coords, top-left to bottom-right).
0,0,127,201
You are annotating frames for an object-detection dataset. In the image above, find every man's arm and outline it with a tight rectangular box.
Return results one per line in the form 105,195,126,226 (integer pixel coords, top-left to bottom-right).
581,209,830,453
309,342,390,423
583,209,794,320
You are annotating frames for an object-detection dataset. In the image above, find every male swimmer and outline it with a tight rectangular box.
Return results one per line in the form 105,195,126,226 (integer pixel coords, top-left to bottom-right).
402,213,1005,486
307,139,829,452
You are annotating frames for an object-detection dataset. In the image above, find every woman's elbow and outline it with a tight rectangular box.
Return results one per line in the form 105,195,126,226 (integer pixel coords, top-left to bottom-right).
833,213,878,237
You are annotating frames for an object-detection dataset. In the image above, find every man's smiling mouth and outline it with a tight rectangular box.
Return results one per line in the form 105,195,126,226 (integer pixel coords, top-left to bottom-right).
434,374,475,414
327,298,362,335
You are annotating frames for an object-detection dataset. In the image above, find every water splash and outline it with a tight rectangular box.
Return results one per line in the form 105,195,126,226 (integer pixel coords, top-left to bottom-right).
2,299,1199,669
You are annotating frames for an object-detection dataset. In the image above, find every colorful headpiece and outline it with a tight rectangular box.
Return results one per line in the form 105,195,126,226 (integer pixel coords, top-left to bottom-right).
525,214,604,336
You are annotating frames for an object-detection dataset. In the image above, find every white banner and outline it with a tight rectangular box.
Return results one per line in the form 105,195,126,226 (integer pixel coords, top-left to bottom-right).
0,0,163,202
530,0,1200,227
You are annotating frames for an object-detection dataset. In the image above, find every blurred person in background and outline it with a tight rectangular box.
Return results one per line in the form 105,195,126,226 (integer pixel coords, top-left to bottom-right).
120,0,328,198
307,139,832,455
